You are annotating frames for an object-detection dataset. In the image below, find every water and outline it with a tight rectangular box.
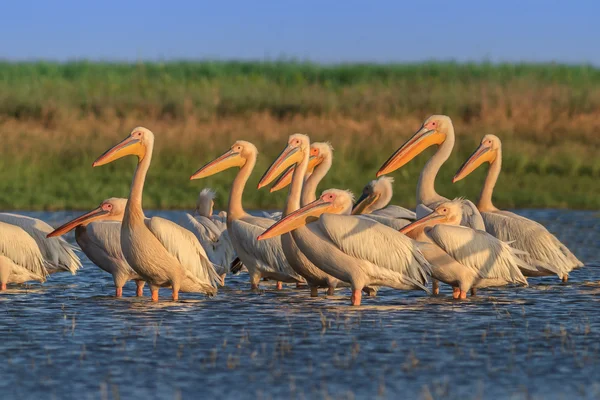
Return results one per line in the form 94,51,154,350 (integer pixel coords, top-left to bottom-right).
1,209,599,400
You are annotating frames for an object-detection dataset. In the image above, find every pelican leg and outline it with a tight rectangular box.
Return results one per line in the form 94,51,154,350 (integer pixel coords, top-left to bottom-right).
363,287,377,297
249,271,261,291
135,280,145,297
562,275,569,283
310,286,319,297
276,281,283,290
351,289,362,306
115,287,123,297
172,282,180,301
1,283,6,291
296,282,306,289
470,288,477,296
327,286,335,296
432,279,440,295
220,273,227,286
151,288,159,302
452,287,460,299
459,290,467,300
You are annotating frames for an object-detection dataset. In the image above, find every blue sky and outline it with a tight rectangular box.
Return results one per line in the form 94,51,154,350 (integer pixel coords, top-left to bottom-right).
1,0,597,64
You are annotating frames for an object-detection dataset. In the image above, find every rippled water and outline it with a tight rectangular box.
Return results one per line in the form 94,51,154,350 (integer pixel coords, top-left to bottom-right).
1,210,599,400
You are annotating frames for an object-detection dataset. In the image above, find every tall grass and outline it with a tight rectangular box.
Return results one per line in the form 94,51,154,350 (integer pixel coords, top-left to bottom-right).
0,61,598,210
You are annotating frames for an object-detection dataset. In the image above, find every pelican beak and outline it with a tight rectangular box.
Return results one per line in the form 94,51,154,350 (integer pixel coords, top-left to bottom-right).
47,206,108,237
269,155,319,193
258,145,302,189
352,192,380,215
257,198,332,240
93,136,143,167
452,144,495,183
190,150,243,180
399,211,446,235
376,127,446,177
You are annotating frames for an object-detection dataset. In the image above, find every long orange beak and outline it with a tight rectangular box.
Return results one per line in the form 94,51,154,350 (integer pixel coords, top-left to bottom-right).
47,206,108,237
270,155,319,193
257,198,332,240
93,136,142,167
399,211,446,235
190,150,243,180
376,127,446,177
258,145,302,189
452,144,495,183
351,192,380,215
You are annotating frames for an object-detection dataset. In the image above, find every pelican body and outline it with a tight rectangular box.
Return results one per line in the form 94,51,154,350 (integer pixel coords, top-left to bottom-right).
453,134,583,281
377,115,485,230
258,135,344,296
47,198,145,297
182,188,236,279
0,213,81,275
0,221,48,289
93,127,220,301
190,140,304,290
352,176,415,230
401,200,533,298
259,189,432,306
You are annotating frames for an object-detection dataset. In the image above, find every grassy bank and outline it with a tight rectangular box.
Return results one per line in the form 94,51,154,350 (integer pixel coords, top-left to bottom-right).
1,61,599,210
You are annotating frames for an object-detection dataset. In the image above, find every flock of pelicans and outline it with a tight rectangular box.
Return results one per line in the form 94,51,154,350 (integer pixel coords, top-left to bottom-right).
0,115,584,306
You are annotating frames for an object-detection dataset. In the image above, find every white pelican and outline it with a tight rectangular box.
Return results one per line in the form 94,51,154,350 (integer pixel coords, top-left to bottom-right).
93,127,220,301
257,135,344,296
268,142,327,193
0,221,48,290
453,134,583,281
182,188,236,279
258,189,432,306
352,176,416,229
47,198,145,297
376,115,485,230
0,213,81,275
400,200,533,298
190,140,305,290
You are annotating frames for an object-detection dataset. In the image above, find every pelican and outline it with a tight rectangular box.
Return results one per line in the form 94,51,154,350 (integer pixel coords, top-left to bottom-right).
182,188,236,279
376,115,485,230
0,221,48,289
352,176,416,229
258,135,344,296
190,140,305,290
453,134,583,281
47,198,145,297
268,142,327,193
93,127,220,301
400,200,533,298
0,213,81,275
258,189,432,306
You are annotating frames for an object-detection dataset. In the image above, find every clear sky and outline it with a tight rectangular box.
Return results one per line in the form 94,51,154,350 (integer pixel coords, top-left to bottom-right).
1,0,597,64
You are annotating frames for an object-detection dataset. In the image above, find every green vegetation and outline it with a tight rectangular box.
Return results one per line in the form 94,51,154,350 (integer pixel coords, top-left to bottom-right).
0,61,598,210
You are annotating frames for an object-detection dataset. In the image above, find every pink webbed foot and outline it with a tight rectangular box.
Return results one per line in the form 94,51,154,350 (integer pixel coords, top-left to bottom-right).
351,289,362,306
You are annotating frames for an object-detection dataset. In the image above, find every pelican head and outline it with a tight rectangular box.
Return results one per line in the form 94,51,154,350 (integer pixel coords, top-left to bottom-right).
257,189,354,240
93,127,153,167
352,176,394,215
376,115,452,177
258,134,310,189
47,198,127,237
399,200,462,235
452,134,501,183
196,188,216,217
190,140,257,180
269,142,333,193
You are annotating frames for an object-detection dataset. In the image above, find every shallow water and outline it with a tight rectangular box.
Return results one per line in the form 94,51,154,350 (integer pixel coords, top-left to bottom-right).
1,209,599,400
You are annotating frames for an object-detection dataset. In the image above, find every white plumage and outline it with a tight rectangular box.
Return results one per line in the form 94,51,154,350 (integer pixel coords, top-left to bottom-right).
0,221,48,288
353,176,416,228
0,213,81,275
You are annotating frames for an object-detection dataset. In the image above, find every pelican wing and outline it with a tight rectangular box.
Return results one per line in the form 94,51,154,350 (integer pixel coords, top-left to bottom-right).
0,213,81,274
86,221,125,260
459,200,486,231
260,211,282,221
482,211,582,275
426,225,531,285
0,221,48,279
416,204,434,219
145,217,221,287
230,216,300,279
317,214,431,289
372,205,416,221
358,214,411,230
181,214,236,274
